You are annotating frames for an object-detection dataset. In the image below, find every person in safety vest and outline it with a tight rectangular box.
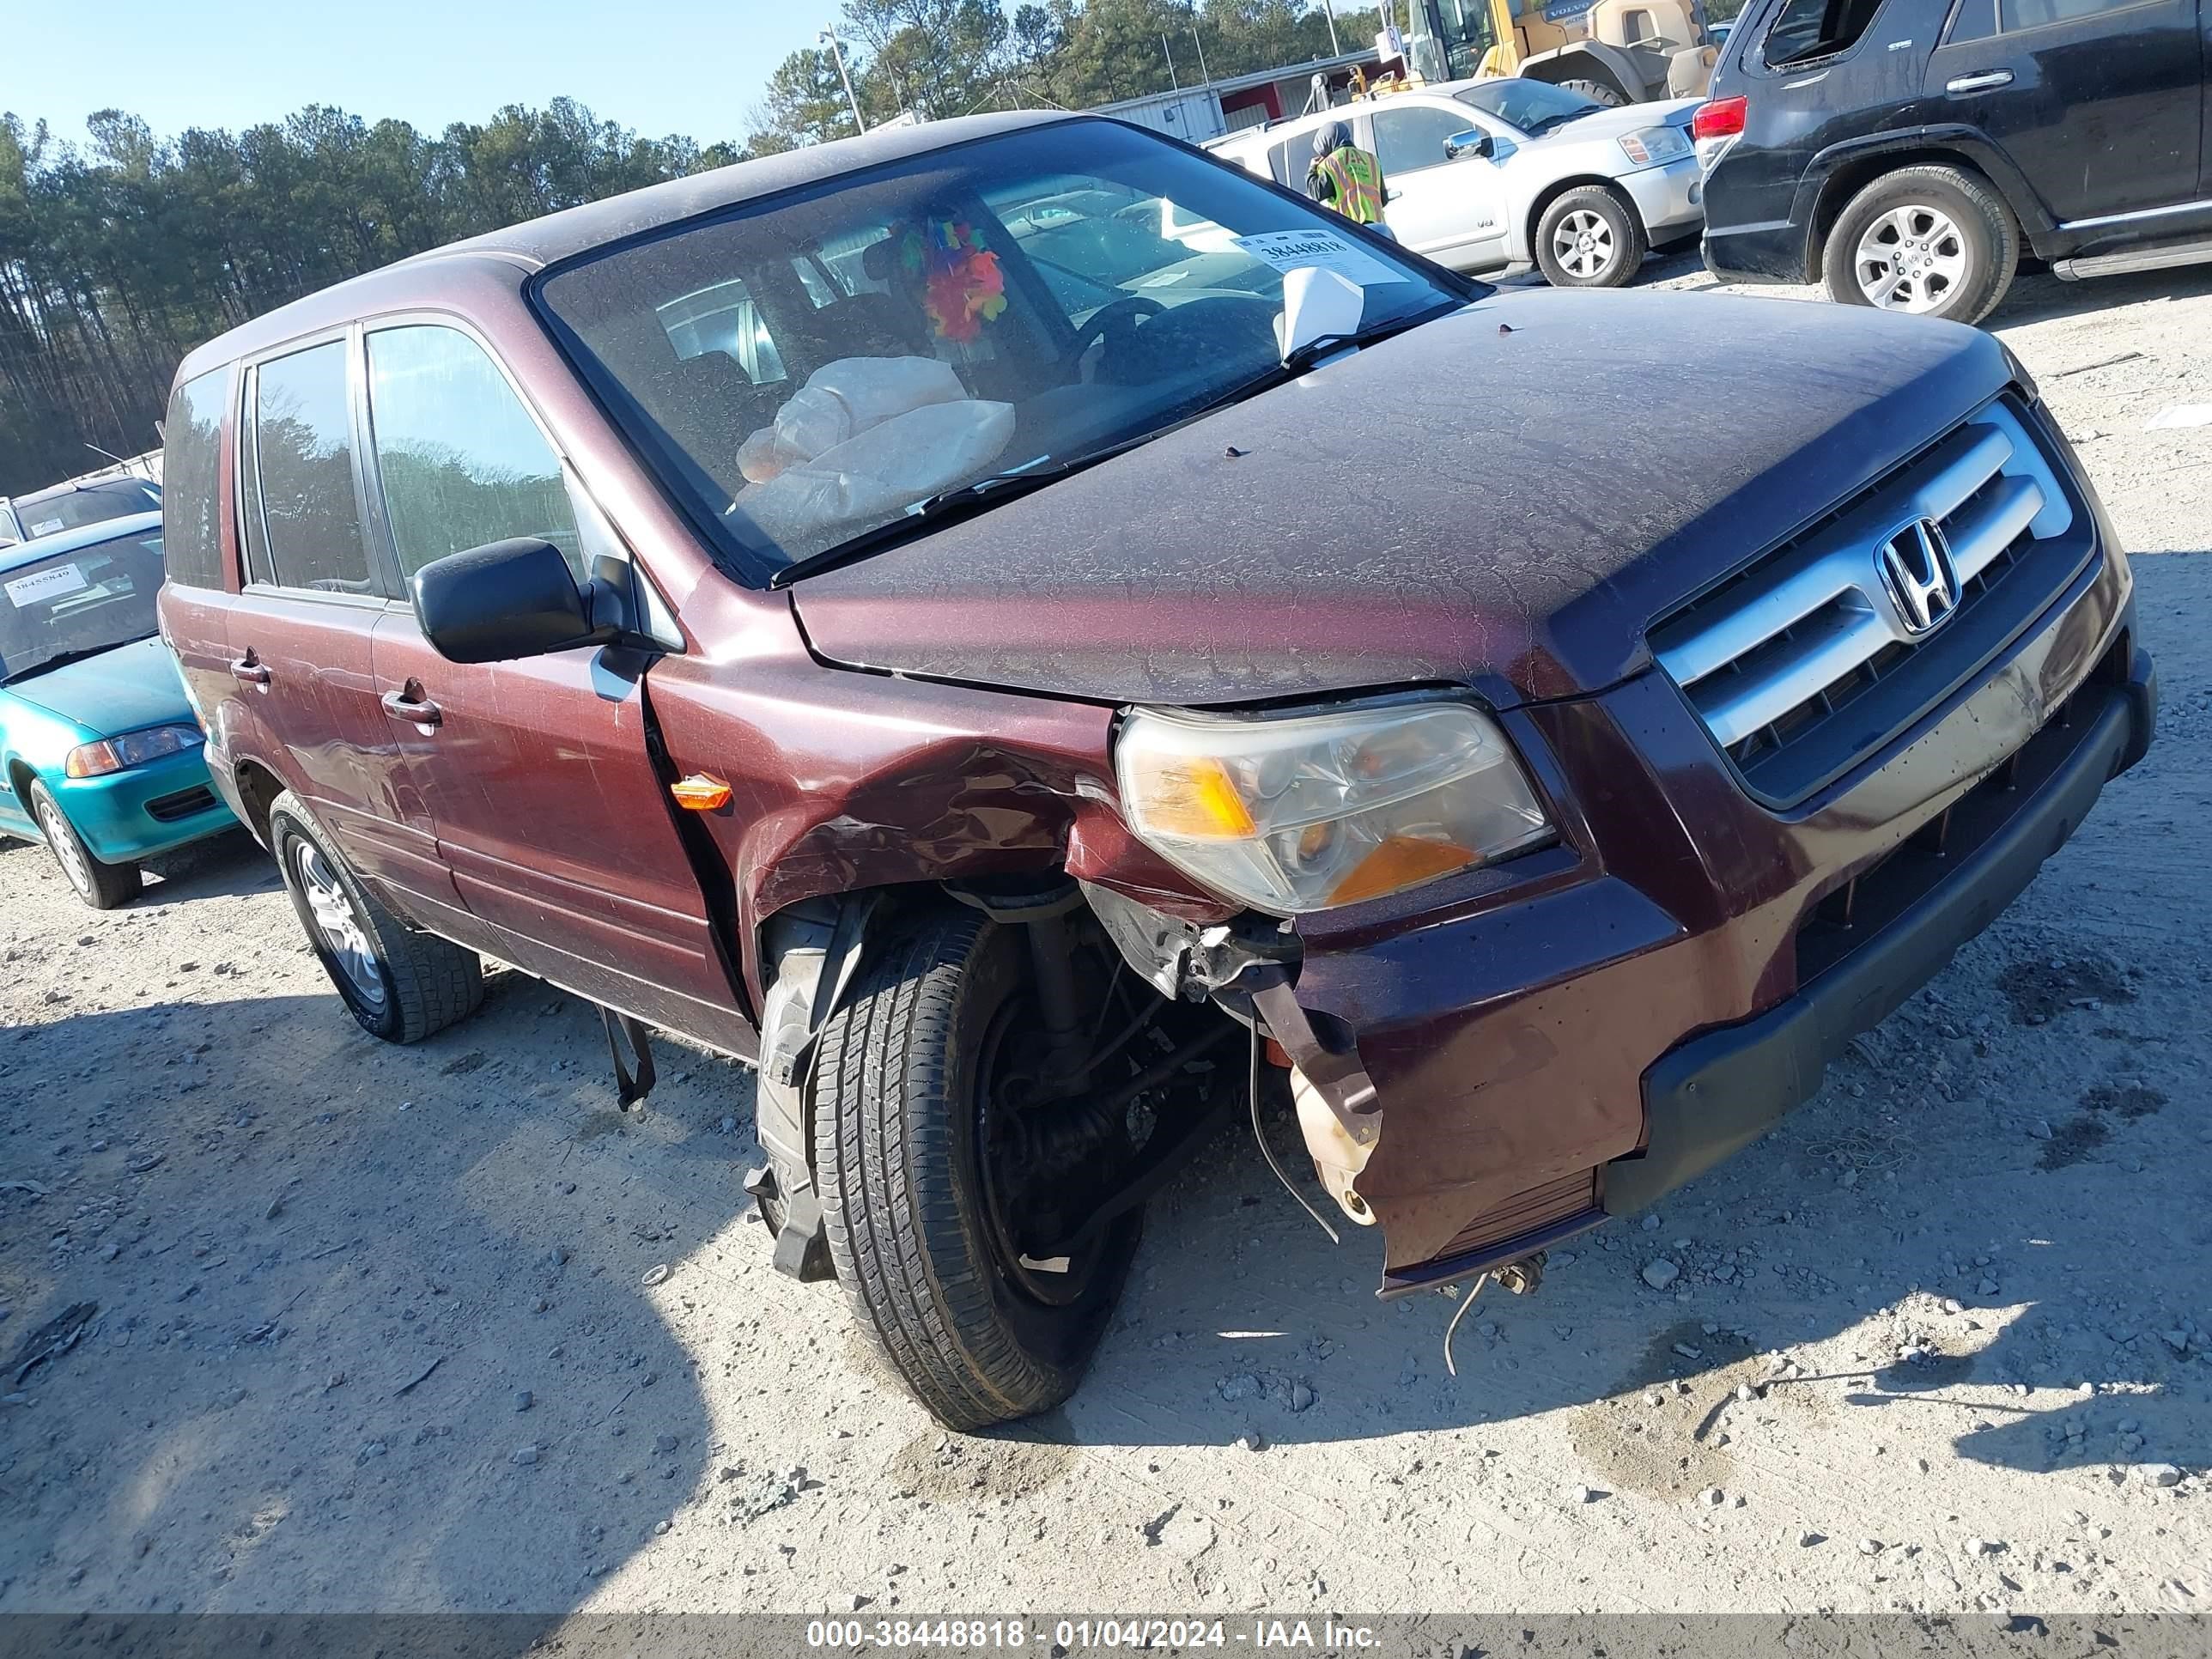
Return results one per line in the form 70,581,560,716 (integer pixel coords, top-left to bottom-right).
1305,121,1386,225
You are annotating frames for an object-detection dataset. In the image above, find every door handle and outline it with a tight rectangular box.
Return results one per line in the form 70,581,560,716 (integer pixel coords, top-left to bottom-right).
380,688,442,727
1946,70,2014,94
230,655,270,686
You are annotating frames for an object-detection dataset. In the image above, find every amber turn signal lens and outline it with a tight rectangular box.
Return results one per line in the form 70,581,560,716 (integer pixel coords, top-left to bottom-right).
1327,836,1475,908
669,774,732,811
1132,756,1257,839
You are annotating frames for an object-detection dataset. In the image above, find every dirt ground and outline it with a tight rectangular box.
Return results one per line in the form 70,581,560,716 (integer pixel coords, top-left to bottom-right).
2,261,2209,1621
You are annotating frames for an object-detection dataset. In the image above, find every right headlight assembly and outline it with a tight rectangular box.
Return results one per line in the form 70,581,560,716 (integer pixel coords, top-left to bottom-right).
1114,700,1553,915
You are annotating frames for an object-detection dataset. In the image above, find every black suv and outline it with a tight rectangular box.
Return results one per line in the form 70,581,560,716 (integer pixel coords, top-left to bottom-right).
1694,0,2208,323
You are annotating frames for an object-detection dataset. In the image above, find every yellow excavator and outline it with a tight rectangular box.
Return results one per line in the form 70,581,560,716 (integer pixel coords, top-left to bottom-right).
1399,0,1720,107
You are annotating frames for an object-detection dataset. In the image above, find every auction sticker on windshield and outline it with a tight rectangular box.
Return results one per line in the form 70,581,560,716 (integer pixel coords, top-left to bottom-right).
1231,228,1401,288
5,563,88,608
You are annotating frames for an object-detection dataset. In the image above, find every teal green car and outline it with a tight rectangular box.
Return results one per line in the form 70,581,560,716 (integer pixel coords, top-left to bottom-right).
1,511,235,906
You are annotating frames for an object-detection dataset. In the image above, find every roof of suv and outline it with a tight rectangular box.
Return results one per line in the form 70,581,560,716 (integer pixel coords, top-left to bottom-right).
175,111,1073,379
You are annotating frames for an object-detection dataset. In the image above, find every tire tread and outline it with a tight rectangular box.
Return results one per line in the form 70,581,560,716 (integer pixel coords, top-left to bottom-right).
813,909,1094,1431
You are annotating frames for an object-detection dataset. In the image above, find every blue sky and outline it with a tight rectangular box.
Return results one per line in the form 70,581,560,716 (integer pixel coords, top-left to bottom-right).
11,0,849,147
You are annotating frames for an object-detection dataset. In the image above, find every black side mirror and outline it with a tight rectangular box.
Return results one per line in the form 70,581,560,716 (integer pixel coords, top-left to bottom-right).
1443,129,1494,161
411,538,606,665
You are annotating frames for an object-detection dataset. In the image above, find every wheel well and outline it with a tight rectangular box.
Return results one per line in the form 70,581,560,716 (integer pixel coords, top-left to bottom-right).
1808,149,2013,276
232,759,287,848
7,759,35,817
1528,174,1639,251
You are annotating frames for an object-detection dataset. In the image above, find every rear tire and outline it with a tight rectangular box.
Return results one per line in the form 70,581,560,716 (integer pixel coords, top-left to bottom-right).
268,790,483,1042
1822,164,2019,325
1535,185,1647,289
812,906,1139,1431
29,780,142,909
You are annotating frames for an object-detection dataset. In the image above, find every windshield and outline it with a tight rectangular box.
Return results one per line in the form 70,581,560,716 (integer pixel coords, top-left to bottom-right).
533,121,1465,578
9,480,161,541
1455,79,1604,136
0,529,166,683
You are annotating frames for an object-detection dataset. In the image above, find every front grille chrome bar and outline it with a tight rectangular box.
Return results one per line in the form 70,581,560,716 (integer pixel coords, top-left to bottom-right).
1653,399,2076,763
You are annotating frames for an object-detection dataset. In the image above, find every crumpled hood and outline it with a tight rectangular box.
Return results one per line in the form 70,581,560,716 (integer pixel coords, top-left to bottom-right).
3,635,193,735
790,290,2014,709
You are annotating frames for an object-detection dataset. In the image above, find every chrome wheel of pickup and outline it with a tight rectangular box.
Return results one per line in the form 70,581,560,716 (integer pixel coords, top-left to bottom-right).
1852,204,1969,314
295,841,385,1013
1534,186,1645,289
1553,209,1617,282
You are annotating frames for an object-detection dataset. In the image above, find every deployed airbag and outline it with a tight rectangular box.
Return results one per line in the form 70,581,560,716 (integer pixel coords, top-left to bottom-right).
732,398,1017,548
738,355,969,484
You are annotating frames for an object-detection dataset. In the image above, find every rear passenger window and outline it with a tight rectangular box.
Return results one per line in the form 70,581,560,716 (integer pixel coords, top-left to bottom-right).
364,325,583,581
250,341,374,592
161,368,228,590
1944,0,2000,39
1763,0,1888,64
1998,0,2151,27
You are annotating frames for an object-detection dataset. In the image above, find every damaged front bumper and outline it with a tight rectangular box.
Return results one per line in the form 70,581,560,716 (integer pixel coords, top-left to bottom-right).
1251,562,2153,1297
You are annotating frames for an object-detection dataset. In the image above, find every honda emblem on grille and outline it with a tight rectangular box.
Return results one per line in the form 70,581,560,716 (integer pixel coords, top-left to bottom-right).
1879,518,1961,636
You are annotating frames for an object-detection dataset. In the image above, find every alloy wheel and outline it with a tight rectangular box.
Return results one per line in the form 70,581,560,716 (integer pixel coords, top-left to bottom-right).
1853,204,1969,314
34,795,93,901
1553,210,1617,282
295,841,386,1013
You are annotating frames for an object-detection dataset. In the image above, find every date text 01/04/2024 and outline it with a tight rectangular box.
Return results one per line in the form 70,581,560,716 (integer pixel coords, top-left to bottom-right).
802,1620,1382,1650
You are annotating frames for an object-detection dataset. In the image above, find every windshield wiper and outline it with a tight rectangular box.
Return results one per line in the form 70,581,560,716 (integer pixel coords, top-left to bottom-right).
768,433,1166,588
1185,300,1462,422
3,637,150,684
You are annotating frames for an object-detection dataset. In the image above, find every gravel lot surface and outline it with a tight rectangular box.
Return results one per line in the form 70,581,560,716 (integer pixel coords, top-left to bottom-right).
2,260,2208,1620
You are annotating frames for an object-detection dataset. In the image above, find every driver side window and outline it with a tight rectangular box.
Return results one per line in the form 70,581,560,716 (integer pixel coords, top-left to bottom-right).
363,325,585,583
1372,106,1483,176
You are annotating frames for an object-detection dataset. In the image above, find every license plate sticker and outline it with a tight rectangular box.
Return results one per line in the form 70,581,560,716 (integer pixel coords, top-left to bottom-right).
5,562,88,608
1231,228,1401,288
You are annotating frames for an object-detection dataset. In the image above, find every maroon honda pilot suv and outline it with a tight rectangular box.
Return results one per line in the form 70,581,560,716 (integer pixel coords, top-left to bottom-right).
158,112,2154,1430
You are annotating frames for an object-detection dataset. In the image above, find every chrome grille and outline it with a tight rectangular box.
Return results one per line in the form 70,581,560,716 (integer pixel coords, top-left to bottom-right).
1652,397,2093,805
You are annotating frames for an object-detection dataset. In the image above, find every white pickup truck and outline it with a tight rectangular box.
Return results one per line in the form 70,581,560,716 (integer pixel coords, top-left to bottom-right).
1209,77,1705,289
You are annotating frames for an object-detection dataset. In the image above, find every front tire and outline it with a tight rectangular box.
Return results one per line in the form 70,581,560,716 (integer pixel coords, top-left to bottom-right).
1535,185,1647,289
1822,164,2019,325
29,781,142,909
268,790,483,1042
812,906,1139,1430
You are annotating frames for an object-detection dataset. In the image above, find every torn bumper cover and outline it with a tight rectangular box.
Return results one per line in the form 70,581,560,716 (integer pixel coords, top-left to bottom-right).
1271,628,2154,1300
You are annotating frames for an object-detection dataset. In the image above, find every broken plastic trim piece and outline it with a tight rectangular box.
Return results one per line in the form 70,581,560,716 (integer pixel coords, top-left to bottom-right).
1246,967,1379,1132
741,1164,834,1281
602,1007,656,1109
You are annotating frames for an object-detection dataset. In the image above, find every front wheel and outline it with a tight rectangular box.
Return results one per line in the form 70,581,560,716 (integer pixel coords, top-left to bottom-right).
268,790,483,1042
29,781,142,908
812,907,1140,1430
1535,186,1647,289
1822,164,2019,325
